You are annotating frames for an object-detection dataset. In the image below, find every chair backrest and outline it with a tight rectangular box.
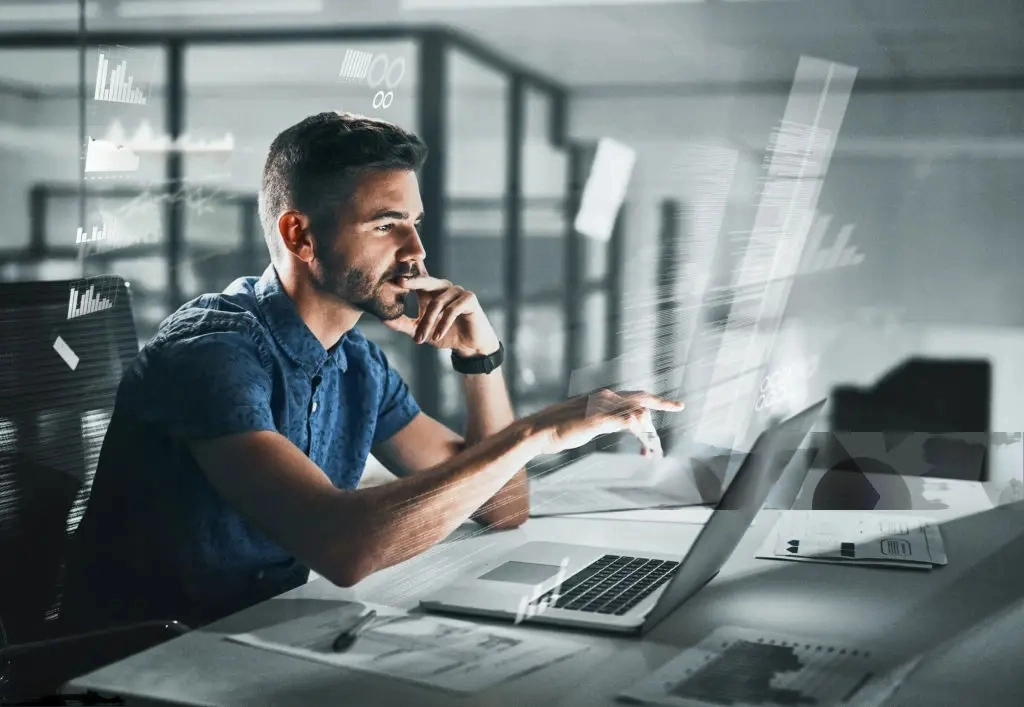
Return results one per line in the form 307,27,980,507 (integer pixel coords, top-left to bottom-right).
0,276,138,645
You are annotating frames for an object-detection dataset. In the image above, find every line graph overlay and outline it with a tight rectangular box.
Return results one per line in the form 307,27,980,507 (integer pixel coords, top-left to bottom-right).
692,56,857,453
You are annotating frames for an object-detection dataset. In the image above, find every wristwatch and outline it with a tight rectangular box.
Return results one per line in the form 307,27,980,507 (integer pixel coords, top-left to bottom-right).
451,341,505,375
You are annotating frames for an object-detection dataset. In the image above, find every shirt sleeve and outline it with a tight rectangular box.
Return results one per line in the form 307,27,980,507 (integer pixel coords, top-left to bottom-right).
133,312,278,440
369,344,422,444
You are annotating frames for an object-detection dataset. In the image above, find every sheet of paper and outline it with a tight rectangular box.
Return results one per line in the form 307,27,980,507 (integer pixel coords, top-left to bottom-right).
224,603,587,694
619,626,920,707
530,484,708,516
530,454,708,516
755,512,946,569
536,451,704,486
573,137,636,243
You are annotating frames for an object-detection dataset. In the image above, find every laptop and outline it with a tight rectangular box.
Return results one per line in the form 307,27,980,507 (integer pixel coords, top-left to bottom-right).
420,399,825,635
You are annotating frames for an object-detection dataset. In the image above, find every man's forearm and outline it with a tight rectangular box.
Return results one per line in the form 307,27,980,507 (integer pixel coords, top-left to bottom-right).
342,419,544,584
461,366,530,527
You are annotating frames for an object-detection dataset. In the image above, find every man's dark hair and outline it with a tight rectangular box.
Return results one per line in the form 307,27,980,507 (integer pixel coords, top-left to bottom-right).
258,111,428,261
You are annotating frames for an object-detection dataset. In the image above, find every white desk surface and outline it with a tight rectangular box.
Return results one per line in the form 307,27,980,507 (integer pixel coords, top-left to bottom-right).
70,487,1024,706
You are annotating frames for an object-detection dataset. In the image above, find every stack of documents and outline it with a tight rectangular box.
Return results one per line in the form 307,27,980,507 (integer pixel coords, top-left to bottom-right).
756,511,947,569
224,602,587,694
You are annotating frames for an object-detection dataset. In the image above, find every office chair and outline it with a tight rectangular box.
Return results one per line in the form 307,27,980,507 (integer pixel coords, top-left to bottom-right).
0,276,188,705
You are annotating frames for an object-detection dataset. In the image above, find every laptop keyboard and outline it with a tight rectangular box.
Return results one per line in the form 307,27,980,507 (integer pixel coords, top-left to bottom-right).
532,554,680,616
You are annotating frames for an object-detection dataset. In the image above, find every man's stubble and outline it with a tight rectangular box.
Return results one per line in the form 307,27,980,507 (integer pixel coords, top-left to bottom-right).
310,243,406,321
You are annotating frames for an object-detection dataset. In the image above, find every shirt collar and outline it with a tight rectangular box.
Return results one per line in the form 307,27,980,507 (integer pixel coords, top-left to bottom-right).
254,264,349,375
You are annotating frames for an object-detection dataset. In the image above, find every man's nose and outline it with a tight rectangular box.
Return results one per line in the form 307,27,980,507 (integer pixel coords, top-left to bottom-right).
401,227,427,261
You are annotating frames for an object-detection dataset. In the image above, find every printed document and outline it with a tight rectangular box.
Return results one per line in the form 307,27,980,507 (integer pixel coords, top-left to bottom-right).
225,603,587,694
755,511,947,569
619,626,923,707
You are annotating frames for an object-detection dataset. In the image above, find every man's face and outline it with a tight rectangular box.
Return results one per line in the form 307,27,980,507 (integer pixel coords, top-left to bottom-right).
309,169,425,321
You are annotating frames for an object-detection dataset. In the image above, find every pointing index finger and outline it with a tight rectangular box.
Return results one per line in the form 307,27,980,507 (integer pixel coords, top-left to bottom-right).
621,391,686,411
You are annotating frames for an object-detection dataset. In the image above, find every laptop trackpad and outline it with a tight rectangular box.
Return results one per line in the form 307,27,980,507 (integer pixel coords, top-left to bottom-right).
477,561,562,585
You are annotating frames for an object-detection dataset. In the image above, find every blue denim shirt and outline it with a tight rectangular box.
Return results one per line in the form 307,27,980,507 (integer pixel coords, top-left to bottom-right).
63,265,420,630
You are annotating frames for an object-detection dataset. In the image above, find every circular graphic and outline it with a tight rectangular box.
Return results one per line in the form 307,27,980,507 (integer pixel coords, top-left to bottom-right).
385,57,406,89
755,386,787,411
756,355,820,412
366,54,390,88
373,91,394,109
366,55,406,90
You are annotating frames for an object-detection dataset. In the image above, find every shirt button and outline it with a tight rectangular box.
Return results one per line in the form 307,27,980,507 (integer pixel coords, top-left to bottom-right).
311,401,318,413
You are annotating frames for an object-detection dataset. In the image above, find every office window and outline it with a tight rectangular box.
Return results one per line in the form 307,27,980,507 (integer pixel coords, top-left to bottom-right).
580,290,608,370
438,47,510,425
0,47,162,274
0,46,168,347
517,302,565,407
444,47,508,300
79,43,168,326
521,88,569,298
583,228,610,282
515,87,571,414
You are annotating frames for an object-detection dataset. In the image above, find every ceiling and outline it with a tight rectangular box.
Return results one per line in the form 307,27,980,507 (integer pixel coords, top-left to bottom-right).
0,0,1020,91
399,0,1024,88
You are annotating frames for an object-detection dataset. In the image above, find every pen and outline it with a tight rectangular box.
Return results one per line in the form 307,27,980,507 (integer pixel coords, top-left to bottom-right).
331,609,377,652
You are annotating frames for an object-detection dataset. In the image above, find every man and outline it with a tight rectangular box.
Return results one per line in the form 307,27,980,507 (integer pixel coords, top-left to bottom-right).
62,112,683,632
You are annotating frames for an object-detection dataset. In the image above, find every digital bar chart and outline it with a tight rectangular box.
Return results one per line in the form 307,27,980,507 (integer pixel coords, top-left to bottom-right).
67,285,114,320
339,48,373,80
799,213,864,274
76,224,113,244
94,51,148,105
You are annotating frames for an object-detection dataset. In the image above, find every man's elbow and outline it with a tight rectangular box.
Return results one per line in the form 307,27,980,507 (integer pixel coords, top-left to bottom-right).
327,568,364,589
320,550,378,589
477,506,530,530
495,511,529,530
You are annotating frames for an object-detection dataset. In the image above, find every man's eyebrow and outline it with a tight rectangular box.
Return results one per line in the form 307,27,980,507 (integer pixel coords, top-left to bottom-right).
367,209,425,221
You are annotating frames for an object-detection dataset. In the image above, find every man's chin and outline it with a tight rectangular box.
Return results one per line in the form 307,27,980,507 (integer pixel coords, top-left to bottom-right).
377,307,406,322
357,297,406,322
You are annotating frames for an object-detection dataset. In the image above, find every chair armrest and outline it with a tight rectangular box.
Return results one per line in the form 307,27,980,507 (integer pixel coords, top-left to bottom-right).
0,620,189,703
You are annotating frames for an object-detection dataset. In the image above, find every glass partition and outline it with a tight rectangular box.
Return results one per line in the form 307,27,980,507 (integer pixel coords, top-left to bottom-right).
439,46,510,425
0,46,168,344
515,87,570,411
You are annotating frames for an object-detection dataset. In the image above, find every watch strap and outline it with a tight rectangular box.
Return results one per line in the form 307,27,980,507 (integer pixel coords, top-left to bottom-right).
451,341,505,375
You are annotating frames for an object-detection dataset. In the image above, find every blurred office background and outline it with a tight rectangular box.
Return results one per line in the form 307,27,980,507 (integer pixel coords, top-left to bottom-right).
0,0,1022,488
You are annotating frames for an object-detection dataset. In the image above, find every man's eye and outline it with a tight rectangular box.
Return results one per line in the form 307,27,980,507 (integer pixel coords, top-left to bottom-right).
376,223,394,232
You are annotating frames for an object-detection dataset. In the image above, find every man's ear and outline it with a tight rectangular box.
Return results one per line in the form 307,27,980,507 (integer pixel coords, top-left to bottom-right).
278,211,315,263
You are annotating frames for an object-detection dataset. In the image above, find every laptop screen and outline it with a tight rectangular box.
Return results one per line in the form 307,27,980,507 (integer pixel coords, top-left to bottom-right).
642,399,826,632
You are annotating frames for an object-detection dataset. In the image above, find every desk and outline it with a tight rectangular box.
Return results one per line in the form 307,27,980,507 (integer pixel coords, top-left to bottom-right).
70,491,1024,706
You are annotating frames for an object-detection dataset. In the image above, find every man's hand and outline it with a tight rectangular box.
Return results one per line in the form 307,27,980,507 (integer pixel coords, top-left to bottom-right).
382,275,500,357
523,389,685,458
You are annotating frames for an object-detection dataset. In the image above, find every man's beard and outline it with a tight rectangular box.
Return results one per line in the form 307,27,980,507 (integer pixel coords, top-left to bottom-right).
310,247,413,321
